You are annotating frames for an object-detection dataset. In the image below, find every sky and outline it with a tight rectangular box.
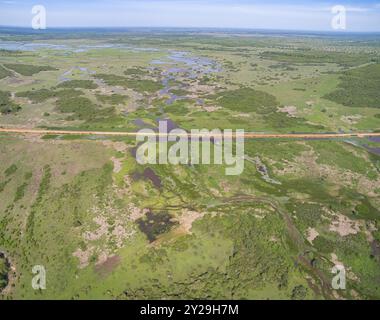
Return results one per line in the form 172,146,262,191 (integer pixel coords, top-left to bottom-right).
1,0,380,32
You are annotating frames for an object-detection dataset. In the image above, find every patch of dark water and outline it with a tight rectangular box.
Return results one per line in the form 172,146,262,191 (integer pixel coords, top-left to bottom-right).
368,137,380,143
137,211,177,242
133,119,150,127
0,41,160,53
59,66,95,82
370,240,380,264
143,168,162,189
344,139,380,156
196,99,205,106
132,167,162,189
367,147,380,155
0,41,68,51
130,145,138,159
156,118,178,132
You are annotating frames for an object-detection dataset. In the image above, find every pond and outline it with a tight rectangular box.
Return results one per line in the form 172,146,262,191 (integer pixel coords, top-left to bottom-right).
137,211,177,242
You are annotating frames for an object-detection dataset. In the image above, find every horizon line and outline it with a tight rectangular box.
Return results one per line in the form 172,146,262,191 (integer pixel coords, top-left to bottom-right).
1,25,380,35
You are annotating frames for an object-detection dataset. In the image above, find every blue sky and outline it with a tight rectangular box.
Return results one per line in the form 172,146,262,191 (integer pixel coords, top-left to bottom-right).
1,0,380,31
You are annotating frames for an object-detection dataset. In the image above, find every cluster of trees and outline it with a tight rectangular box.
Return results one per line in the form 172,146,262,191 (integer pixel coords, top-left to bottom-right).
94,73,163,94
57,96,99,120
16,88,83,103
324,63,380,109
0,91,21,114
124,67,149,76
261,50,377,67
57,80,98,90
3,63,57,76
211,87,278,113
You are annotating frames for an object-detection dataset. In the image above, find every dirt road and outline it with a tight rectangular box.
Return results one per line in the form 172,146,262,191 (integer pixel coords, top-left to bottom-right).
0,127,380,139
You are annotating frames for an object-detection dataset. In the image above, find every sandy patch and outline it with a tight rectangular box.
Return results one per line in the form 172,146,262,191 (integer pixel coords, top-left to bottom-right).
83,216,108,241
5,76,37,87
73,193,136,269
102,140,128,152
233,113,251,118
278,105,298,117
329,213,361,237
341,115,362,125
111,157,122,173
128,203,149,221
73,246,94,269
203,105,221,112
306,227,319,244
220,180,231,193
176,209,205,234
187,83,216,95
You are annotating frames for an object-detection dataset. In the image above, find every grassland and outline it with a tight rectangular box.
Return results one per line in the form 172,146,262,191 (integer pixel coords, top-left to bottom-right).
0,29,379,300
